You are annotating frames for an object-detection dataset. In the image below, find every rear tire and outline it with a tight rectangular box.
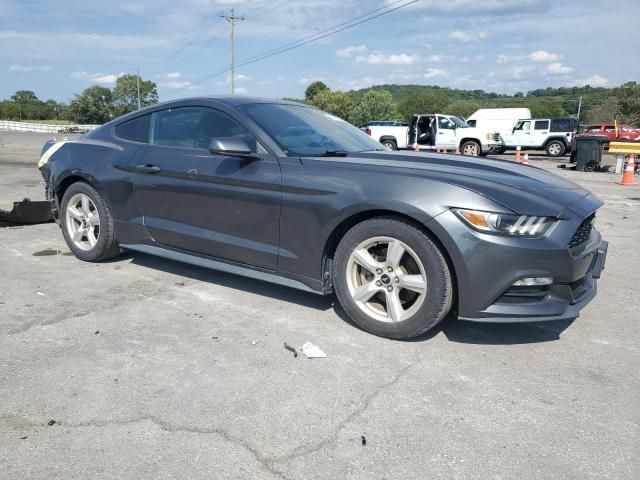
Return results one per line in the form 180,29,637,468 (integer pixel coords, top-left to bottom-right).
546,140,566,157
381,139,398,151
333,217,453,339
60,182,120,262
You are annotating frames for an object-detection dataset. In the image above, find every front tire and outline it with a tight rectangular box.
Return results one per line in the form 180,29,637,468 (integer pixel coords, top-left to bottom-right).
461,140,481,156
546,140,566,157
333,217,453,339
60,182,120,262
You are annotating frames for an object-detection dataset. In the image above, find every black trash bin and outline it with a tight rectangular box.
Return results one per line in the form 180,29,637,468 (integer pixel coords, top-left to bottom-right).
574,135,606,172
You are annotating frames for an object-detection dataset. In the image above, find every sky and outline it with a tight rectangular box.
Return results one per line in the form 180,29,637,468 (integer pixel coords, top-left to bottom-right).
1,0,639,103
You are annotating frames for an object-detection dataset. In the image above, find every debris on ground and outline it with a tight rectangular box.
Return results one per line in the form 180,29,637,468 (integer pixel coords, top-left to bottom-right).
174,282,185,287
36,292,46,296
94,330,99,335
47,420,56,426
301,342,327,359
251,339,259,345
0,198,53,225
284,342,298,358
361,435,367,446
32,248,72,257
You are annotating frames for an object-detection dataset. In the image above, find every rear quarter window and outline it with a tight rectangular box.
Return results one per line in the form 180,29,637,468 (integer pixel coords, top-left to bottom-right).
114,115,151,143
550,118,574,132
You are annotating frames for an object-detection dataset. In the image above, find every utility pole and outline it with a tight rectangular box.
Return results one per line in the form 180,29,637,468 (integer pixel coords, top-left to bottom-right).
220,8,245,95
576,95,582,127
136,67,141,109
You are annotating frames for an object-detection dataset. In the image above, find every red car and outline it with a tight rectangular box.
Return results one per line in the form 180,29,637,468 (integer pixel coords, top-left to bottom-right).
582,124,640,142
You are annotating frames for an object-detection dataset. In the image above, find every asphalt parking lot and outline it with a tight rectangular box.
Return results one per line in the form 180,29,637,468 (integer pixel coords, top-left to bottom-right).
1,131,638,479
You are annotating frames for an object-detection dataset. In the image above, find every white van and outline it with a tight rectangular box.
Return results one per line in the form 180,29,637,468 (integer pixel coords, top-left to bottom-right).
466,108,532,136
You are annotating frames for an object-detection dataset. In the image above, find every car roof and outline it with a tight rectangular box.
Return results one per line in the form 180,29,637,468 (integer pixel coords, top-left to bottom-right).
166,95,305,107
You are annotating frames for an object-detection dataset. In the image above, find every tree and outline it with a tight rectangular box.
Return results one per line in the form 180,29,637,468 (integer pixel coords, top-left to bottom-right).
67,86,114,124
112,74,158,116
304,81,330,101
530,101,567,118
398,92,448,121
612,81,640,125
514,91,524,98
584,97,621,123
349,89,398,126
445,99,480,119
308,90,355,121
11,90,39,103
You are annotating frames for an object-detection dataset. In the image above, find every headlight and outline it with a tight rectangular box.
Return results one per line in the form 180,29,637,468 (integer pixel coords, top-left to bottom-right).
485,133,493,140
453,209,555,237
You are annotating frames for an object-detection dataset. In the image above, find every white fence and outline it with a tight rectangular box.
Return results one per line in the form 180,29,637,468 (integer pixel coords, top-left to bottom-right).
0,120,100,134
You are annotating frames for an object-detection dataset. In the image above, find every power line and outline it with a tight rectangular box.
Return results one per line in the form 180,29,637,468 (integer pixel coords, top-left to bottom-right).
165,0,419,96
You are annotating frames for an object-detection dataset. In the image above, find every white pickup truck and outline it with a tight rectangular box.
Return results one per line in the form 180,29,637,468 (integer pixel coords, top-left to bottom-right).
365,114,503,156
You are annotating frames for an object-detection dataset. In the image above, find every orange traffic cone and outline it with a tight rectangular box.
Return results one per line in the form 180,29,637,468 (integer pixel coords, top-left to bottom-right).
618,155,637,186
515,146,521,162
522,152,529,165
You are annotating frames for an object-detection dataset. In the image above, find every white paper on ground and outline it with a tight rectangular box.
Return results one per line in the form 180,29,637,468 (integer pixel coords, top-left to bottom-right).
301,342,327,359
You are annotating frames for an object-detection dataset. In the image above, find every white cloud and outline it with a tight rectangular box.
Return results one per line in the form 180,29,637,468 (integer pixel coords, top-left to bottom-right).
90,73,125,84
166,81,192,89
8,64,51,73
70,71,88,79
528,50,559,62
356,51,419,65
449,31,486,43
167,71,182,79
571,74,609,87
424,68,447,78
496,55,509,64
510,66,534,80
234,74,251,82
336,45,367,58
298,77,325,86
547,62,573,74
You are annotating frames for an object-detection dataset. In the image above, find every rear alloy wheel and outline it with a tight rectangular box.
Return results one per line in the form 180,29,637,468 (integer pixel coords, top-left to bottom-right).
333,218,453,339
60,182,120,262
461,141,481,156
546,140,565,157
381,139,397,151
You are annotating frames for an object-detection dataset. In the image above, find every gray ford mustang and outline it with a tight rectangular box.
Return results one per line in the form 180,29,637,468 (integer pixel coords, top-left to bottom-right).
38,96,608,339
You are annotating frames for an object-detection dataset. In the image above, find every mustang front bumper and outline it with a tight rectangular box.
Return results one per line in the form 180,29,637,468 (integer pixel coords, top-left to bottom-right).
426,209,608,324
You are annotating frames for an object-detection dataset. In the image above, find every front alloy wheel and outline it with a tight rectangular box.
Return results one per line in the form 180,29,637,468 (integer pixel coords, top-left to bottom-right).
346,237,426,323
333,217,453,339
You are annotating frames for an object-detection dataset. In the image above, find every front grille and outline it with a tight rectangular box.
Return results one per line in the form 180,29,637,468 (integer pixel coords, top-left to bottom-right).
493,133,501,142
568,214,595,250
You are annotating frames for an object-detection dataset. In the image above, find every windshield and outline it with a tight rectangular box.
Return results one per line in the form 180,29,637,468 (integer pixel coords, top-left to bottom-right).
450,116,470,128
242,103,384,156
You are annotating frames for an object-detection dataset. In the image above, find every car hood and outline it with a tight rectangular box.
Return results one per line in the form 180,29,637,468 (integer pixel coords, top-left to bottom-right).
320,151,602,218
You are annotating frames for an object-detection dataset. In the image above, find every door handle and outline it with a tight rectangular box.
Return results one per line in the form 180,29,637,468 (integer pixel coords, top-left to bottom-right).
135,164,161,174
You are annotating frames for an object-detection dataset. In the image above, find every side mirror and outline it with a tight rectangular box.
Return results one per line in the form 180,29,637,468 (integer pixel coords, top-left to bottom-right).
208,137,253,156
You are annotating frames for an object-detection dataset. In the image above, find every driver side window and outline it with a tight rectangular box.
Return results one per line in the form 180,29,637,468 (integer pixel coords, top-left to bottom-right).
515,121,531,131
438,117,455,130
149,107,258,151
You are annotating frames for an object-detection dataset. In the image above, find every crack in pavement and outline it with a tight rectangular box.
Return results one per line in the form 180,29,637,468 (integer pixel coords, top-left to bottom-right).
0,364,414,479
0,414,290,480
274,362,415,463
